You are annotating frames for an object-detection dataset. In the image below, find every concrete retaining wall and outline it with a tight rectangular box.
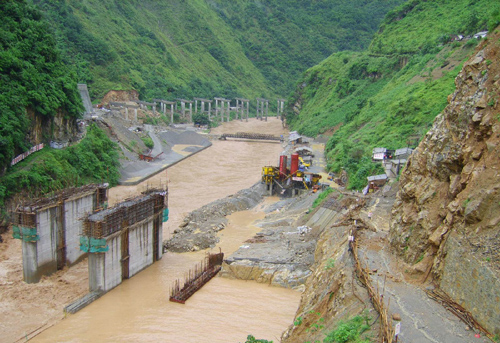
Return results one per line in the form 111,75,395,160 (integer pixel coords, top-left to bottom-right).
15,186,106,283
441,235,500,336
65,193,95,265
104,234,123,291
129,222,153,277
89,219,161,292
36,207,58,274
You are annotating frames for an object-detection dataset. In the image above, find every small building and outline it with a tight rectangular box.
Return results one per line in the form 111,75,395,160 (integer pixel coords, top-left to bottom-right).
372,148,386,161
473,31,488,39
294,146,314,156
83,188,168,292
289,131,303,144
384,159,407,179
367,174,388,188
451,34,464,41
10,184,108,283
394,147,413,160
373,147,395,161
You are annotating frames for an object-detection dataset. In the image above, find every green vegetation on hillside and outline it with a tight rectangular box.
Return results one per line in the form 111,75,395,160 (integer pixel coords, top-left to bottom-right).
287,0,500,189
31,0,403,102
33,0,272,101
371,0,500,54
323,314,371,343
207,0,404,96
0,0,83,172
0,124,120,213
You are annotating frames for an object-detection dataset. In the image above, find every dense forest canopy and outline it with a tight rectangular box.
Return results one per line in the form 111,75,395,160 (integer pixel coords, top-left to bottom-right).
30,0,404,100
0,1,119,213
0,0,83,171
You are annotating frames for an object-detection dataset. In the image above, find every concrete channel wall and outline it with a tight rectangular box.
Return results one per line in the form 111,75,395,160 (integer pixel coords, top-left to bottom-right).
85,190,166,292
65,193,97,265
89,234,123,292
129,221,155,276
12,185,107,283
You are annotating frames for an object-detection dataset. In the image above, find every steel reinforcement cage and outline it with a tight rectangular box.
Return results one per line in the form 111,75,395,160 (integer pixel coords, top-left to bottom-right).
83,189,167,239
10,184,108,242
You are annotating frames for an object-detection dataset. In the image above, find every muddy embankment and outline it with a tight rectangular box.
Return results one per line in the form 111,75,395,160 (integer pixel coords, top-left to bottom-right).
164,178,385,339
163,180,320,287
164,182,266,252
171,178,487,343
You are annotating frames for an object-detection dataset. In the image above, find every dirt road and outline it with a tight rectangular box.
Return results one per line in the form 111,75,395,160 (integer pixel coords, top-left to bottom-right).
358,196,490,343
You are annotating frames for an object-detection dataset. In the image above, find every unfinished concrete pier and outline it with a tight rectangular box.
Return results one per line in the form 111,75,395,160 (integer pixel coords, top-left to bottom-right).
82,188,168,292
277,99,286,119
10,184,108,283
256,98,269,121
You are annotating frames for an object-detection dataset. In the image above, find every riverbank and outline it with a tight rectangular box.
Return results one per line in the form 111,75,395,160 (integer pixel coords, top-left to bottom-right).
0,118,294,343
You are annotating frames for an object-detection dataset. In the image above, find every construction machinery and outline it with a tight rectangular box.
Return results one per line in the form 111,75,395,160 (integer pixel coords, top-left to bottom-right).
139,151,163,162
262,153,321,196
299,156,311,168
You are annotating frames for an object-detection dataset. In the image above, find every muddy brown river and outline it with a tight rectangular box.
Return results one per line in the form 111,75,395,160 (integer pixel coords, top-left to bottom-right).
30,119,301,343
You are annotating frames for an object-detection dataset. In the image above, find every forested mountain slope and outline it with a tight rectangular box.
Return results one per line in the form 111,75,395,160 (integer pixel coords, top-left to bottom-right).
0,1,83,171
287,0,500,189
32,0,403,100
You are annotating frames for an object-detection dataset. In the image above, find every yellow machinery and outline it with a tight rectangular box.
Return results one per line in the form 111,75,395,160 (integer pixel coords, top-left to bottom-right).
262,166,277,186
299,156,310,167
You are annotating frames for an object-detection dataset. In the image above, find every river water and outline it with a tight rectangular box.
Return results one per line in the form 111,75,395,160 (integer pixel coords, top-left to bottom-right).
31,119,301,343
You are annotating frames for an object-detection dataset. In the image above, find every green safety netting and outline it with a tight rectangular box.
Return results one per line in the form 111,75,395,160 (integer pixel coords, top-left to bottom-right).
12,226,39,242
162,208,169,222
80,236,109,253
12,226,22,239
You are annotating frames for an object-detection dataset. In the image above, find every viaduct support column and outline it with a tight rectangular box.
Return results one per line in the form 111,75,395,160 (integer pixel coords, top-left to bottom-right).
256,99,261,120
265,100,268,122
235,99,239,120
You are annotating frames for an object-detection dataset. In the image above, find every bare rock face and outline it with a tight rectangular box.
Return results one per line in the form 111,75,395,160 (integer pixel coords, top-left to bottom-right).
27,108,78,145
390,31,500,336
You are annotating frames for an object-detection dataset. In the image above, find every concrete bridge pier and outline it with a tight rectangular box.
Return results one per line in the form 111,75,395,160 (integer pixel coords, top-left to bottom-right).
194,98,213,121
256,99,261,120
225,100,231,122
256,98,269,121
236,98,250,122
176,99,194,122
277,99,286,119
215,97,229,122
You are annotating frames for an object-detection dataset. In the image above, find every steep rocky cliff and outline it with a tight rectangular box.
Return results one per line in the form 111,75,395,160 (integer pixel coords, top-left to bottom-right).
26,109,78,145
390,28,500,336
